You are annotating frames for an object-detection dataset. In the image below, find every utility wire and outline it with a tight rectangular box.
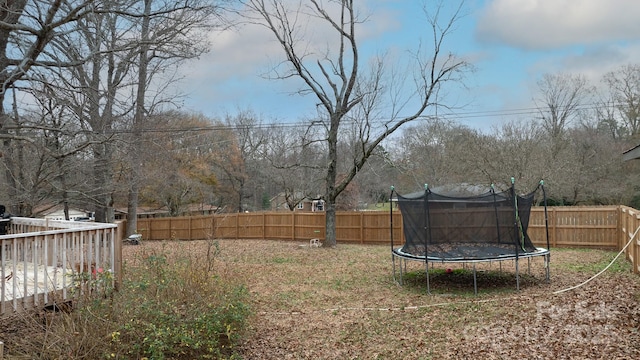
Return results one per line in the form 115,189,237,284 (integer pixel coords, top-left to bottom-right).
104,101,623,135
18,101,626,136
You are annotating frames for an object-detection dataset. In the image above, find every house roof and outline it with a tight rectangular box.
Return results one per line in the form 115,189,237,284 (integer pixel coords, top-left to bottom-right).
33,204,92,217
114,203,218,215
623,143,640,161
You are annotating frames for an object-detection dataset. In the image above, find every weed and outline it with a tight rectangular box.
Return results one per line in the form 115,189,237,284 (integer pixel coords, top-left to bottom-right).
13,243,251,359
272,256,294,264
555,249,631,274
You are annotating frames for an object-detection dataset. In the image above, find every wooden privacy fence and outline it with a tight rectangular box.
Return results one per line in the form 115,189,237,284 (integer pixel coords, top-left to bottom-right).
136,205,640,273
136,206,624,248
620,206,640,274
136,211,396,245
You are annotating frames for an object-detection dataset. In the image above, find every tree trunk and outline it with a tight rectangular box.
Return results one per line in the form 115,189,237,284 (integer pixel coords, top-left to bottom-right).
324,114,339,247
93,143,115,223
126,0,152,236
325,202,336,247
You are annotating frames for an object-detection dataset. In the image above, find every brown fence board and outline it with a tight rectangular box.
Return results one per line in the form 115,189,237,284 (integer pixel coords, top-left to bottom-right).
294,213,325,241
336,212,363,244
213,214,238,239
237,213,265,239
263,213,294,240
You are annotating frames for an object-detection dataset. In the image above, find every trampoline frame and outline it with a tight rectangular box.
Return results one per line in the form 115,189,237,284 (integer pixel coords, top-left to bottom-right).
390,180,551,295
391,246,550,295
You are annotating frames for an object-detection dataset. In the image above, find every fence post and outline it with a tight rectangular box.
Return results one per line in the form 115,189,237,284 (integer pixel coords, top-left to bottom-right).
114,221,125,291
619,206,625,251
626,211,640,274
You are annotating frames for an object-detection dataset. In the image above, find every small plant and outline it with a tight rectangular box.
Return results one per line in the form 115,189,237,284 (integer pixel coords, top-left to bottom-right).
555,249,632,274
68,263,116,301
25,242,250,359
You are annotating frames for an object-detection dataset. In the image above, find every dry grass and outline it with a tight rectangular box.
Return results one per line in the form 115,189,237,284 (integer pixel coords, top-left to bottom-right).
123,240,640,359
2,240,639,359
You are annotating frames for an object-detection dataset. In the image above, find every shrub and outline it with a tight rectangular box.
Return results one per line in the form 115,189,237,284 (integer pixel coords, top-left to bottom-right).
27,240,250,359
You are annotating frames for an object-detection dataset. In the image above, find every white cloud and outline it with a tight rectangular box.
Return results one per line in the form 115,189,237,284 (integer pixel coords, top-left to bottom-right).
177,0,405,117
476,0,640,49
531,43,640,80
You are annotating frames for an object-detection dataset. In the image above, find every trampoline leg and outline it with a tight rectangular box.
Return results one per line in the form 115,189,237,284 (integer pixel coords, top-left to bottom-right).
425,261,431,295
399,258,404,285
392,254,397,283
473,263,477,296
545,253,551,283
516,258,520,291
528,257,531,275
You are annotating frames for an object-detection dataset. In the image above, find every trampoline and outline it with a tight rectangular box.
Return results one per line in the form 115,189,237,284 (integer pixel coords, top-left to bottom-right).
390,179,550,294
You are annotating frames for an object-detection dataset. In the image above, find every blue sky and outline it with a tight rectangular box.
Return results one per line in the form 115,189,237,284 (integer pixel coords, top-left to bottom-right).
177,0,640,130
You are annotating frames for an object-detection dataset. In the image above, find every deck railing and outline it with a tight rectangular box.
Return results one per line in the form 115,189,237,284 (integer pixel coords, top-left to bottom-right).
1,218,122,315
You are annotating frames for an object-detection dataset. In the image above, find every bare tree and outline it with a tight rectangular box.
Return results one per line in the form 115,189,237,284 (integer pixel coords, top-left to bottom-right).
594,90,627,140
391,118,480,189
17,0,221,227
603,64,640,139
244,0,469,246
0,1,99,214
534,73,593,156
124,0,221,234
471,120,547,189
221,111,270,212
262,123,325,211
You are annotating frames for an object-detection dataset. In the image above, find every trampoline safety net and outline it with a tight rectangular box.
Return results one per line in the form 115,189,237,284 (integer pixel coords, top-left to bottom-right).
396,184,539,260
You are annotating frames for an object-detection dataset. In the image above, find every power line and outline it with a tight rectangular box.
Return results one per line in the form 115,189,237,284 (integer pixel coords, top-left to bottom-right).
28,102,624,136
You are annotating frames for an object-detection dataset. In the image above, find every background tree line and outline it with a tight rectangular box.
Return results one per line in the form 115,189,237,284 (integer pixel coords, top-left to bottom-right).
1,1,640,243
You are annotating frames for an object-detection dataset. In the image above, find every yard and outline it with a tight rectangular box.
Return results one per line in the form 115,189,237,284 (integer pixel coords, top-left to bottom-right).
1,239,639,359
124,240,640,359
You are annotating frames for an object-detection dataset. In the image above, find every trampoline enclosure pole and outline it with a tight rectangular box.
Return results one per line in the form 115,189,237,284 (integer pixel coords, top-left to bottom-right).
490,184,502,244
541,180,551,251
390,186,397,283
424,183,430,294
511,177,521,291
541,180,551,282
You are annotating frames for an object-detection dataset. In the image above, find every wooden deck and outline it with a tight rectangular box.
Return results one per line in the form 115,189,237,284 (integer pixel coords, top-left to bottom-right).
1,218,122,315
